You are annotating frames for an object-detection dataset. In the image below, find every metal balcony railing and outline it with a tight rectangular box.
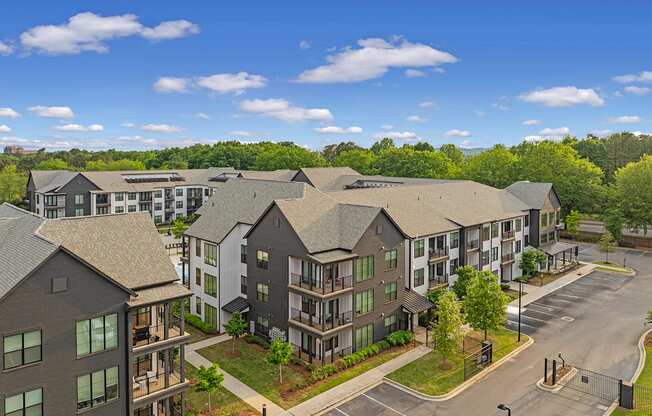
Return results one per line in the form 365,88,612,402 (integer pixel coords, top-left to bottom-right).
291,343,352,365
290,273,353,295
429,273,449,288
466,239,480,250
501,252,515,263
132,369,181,399
289,307,353,332
132,315,183,348
428,247,449,261
502,230,515,240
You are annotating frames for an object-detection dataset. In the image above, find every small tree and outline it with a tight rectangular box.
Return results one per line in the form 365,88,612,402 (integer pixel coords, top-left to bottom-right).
519,248,546,281
604,208,624,242
171,216,188,239
195,364,224,412
451,265,477,300
224,312,248,353
431,291,463,370
565,209,580,240
267,339,293,384
599,231,617,262
463,271,509,340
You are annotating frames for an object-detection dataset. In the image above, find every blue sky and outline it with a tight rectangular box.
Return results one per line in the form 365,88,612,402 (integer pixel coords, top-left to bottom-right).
1,1,651,151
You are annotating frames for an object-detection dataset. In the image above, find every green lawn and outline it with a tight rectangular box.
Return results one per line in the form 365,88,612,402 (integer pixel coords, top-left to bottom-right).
185,363,259,416
612,345,652,416
185,323,217,344
387,327,528,396
502,288,526,302
198,338,413,409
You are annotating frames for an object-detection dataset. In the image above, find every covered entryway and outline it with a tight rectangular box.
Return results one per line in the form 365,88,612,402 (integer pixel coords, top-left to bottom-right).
402,289,434,343
540,242,579,274
221,296,249,331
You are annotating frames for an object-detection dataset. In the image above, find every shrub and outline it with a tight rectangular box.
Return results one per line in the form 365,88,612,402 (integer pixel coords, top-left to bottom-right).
377,340,391,351
244,334,270,349
310,364,337,382
385,330,413,346
500,283,511,291
185,314,218,334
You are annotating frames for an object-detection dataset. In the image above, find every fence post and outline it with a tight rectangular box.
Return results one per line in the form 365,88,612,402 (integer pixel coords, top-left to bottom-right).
544,358,548,383
552,359,557,385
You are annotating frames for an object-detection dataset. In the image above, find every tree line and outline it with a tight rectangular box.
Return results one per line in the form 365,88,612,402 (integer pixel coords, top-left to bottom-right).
1,132,651,237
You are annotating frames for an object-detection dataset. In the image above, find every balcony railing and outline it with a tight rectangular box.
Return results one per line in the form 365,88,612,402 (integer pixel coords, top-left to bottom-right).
502,230,515,240
290,273,353,295
290,307,353,332
466,239,480,251
291,344,353,365
429,273,449,288
44,197,64,208
132,315,183,348
133,369,181,399
95,195,110,205
501,252,515,263
428,247,449,261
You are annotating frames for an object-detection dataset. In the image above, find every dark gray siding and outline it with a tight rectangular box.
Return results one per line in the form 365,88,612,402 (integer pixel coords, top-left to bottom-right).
59,174,100,217
0,250,130,416
548,188,561,210
26,174,35,212
291,171,312,186
529,209,540,248
351,212,406,345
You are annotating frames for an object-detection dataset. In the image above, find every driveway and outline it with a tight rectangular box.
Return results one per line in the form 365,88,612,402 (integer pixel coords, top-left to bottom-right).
322,245,652,416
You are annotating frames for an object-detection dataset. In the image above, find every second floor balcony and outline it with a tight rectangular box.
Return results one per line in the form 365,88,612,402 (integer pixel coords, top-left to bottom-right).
290,273,353,296
502,230,515,241
428,247,449,262
95,194,110,205
466,239,480,251
289,307,353,333
132,352,186,401
429,272,449,289
131,305,185,350
501,252,515,264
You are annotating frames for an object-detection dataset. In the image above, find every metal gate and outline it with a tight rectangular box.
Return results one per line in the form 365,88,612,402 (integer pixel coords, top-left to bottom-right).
463,342,493,380
558,365,621,402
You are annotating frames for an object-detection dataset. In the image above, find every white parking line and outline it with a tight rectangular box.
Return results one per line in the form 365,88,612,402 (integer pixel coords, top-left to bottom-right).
334,407,351,416
362,393,409,416
554,293,581,300
529,302,563,311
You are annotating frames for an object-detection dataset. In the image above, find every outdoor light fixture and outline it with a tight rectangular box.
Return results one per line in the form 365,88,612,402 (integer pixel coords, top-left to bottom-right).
497,404,512,416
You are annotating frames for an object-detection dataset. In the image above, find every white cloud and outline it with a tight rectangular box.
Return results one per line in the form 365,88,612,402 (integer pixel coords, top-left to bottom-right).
0,107,20,118
613,71,652,84
381,124,394,130
0,125,11,133
195,112,210,119
623,86,651,96
459,140,475,149
196,72,267,95
297,37,458,83
445,129,471,137
374,131,421,141
314,126,363,134
522,119,541,126
153,77,190,93
299,40,311,50
539,127,570,136
141,20,199,41
239,98,333,122
524,135,543,142
140,124,184,133
28,106,75,118
633,131,652,137
405,69,426,78
519,86,604,107
608,115,641,124
406,115,427,123
121,122,135,128
419,101,435,108
20,12,199,55
0,41,13,55
53,123,103,132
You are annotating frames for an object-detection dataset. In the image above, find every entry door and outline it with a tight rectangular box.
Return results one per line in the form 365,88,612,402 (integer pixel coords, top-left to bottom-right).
325,298,339,323
436,235,446,249
301,332,313,355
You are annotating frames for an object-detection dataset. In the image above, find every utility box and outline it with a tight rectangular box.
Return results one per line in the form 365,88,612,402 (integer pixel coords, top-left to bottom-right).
620,381,634,409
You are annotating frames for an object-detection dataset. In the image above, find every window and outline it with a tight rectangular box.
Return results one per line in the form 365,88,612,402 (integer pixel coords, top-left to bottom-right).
44,195,57,206
541,213,548,227
274,217,281,228
256,283,269,302
204,243,217,266
524,214,529,227
3,330,41,369
241,275,247,295
257,315,269,332
384,314,398,333
36,194,39,204
541,233,548,244
355,255,374,282
154,203,162,211
45,209,58,219
384,281,397,303
195,297,202,315
548,212,555,226
384,249,397,270
204,188,210,196
195,268,201,286
96,206,109,215
176,201,183,209
204,304,218,330
114,206,124,214
549,231,556,242
324,336,339,351
355,289,374,316
516,240,522,253
204,273,217,298
556,210,560,225
515,218,522,231
195,239,201,257
176,188,183,197
154,190,162,199
355,324,373,350
414,268,425,286
492,247,498,262
450,231,459,249
482,225,490,241
115,192,124,202
414,239,425,258
5,388,42,416
76,313,118,357
128,192,137,201
77,366,118,411
482,250,490,265
74,193,84,205
491,223,498,238
450,258,459,274
154,215,162,224
256,250,269,269
525,235,530,246
240,244,247,263
75,208,85,217
128,205,136,213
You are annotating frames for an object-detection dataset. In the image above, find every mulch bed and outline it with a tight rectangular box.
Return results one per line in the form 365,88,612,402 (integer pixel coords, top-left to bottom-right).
645,332,652,348
544,365,573,386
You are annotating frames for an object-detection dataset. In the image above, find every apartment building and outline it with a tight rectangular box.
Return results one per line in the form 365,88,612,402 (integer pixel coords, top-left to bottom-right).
0,204,190,416
245,187,414,363
183,179,307,332
26,168,296,223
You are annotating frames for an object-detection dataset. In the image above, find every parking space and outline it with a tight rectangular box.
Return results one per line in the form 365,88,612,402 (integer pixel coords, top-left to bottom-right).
323,383,438,416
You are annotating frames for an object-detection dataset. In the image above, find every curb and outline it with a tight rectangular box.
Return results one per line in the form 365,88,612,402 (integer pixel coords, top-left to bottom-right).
382,335,535,402
535,367,577,393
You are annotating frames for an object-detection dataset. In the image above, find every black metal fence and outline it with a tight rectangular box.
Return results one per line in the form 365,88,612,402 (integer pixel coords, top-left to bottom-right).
463,342,493,380
561,366,621,402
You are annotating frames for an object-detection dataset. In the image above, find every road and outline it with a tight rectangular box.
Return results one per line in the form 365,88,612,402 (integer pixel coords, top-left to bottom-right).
322,244,652,416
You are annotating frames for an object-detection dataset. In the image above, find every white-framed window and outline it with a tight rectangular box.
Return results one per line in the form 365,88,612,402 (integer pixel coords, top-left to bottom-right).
74,193,84,205
75,208,85,217
76,313,118,357
204,243,217,266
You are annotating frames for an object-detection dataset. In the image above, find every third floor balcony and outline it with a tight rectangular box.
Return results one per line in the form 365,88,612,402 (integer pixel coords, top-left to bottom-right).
502,230,515,241
290,273,353,296
428,247,449,262
289,307,353,333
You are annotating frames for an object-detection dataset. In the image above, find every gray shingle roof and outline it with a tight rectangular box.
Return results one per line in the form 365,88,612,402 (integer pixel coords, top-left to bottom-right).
505,181,554,210
31,170,78,193
402,289,434,313
293,167,361,190
128,283,191,307
238,170,298,181
185,179,308,243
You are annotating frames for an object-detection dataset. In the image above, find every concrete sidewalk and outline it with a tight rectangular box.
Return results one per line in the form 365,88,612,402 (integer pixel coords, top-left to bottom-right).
288,344,431,416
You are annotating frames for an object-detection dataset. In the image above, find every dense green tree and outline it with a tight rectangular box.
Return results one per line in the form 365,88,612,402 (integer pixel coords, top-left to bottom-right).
370,137,396,153
613,155,652,234
321,141,362,162
463,145,517,188
373,147,459,179
439,144,465,166
599,231,617,262
463,271,509,340
565,209,580,240
603,207,624,242
413,142,435,152
332,149,377,175
451,265,476,300
267,339,293,384
431,290,463,369
519,248,546,280
34,158,70,170
85,159,145,171
253,145,326,170
0,165,27,204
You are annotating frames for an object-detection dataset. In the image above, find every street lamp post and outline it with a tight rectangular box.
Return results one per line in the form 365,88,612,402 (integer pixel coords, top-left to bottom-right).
515,278,524,343
497,404,512,416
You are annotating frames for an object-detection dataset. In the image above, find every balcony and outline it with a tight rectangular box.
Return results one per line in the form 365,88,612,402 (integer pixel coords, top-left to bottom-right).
44,196,64,208
139,192,153,202
290,273,353,296
466,239,480,251
502,230,515,241
429,273,449,289
289,307,353,333
501,252,515,264
428,247,449,262
95,194,110,205
131,311,184,350
291,344,352,365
